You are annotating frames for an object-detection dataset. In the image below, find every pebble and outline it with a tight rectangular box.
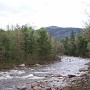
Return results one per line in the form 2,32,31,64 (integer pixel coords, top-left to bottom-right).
17,86,26,90
33,86,42,90
46,86,52,90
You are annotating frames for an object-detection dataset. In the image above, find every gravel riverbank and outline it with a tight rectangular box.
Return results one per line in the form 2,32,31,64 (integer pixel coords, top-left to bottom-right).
67,62,90,90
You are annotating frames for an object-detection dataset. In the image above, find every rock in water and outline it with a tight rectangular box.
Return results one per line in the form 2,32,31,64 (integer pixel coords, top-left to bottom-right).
33,86,42,90
35,64,41,67
17,86,26,90
19,64,25,67
51,74,62,77
46,86,52,90
68,74,76,78
79,68,88,72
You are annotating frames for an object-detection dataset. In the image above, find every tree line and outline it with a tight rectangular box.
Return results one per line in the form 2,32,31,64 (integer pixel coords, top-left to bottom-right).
61,24,90,58
0,23,90,68
0,25,61,68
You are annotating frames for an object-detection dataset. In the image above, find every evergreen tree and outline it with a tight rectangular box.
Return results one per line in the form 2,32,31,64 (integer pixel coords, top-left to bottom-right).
37,28,52,62
77,35,88,57
69,31,76,56
0,25,60,68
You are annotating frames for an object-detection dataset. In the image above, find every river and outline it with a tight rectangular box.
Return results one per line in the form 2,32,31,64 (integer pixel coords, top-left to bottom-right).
0,56,89,90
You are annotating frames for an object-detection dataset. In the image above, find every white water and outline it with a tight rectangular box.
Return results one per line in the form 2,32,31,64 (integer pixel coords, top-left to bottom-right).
0,70,44,80
0,56,89,80
0,70,25,80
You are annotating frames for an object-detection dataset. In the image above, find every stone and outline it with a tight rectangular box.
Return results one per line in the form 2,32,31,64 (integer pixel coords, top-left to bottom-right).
63,86,71,90
80,74,88,77
19,64,25,67
33,86,42,90
51,74,62,77
35,64,41,67
53,86,60,90
31,83,36,88
68,74,76,78
46,86,52,90
79,68,88,72
44,80,48,82
17,86,26,90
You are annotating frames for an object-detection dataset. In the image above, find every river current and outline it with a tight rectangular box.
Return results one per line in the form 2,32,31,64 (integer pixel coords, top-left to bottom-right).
0,56,89,90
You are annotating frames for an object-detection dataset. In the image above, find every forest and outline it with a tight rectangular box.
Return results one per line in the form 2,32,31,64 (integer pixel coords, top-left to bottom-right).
0,24,90,69
61,24,90,58
0,25,60,68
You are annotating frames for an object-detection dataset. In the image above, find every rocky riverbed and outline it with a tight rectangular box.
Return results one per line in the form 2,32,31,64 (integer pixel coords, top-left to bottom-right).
0,56,90,90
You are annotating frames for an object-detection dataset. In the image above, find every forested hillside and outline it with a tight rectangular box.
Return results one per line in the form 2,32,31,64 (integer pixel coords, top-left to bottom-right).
46,25,90,58
46,26,82,40
60,25,90,57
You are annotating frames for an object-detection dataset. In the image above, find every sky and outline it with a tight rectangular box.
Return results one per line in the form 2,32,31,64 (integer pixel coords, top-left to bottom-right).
0,0,90,29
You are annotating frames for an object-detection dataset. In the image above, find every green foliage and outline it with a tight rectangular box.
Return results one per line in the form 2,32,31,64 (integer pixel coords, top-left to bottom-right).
62,32,77,56
87,42,90,51
87,42,90,57
37,28,52,62
61,25,90,58
0,25,57,68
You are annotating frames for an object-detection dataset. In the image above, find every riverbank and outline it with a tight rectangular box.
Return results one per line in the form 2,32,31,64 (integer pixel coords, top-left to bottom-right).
0,56,61,70
66,62,90,90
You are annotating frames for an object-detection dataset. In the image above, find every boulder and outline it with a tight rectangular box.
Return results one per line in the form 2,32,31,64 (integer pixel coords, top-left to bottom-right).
32,86,42,90
35,64,41,67
63,86,71,90
79,68,88,72
31,83,37,88
51,74,62,77
46,86,52,90
19,64,25,67
68,74,76,78
17,86,26,90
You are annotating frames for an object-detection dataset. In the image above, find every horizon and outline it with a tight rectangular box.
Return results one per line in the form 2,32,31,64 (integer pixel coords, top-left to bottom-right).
0,25,83,30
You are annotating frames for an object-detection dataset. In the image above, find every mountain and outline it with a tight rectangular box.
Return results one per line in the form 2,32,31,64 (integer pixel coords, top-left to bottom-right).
46,26,82,40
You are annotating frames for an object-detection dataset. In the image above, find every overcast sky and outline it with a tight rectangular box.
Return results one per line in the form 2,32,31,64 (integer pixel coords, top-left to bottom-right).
0,0,90,29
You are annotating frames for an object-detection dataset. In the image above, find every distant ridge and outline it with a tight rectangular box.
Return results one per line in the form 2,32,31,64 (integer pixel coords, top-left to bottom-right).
46,26,82,40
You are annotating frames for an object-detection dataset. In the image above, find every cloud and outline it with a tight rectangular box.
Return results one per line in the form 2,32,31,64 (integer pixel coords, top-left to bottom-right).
0,0,89,29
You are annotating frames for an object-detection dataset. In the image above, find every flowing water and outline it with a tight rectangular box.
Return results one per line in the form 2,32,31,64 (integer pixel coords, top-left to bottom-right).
0,56,89,90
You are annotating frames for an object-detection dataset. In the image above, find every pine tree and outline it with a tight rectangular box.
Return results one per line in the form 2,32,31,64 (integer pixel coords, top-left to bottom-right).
37,28,52,62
